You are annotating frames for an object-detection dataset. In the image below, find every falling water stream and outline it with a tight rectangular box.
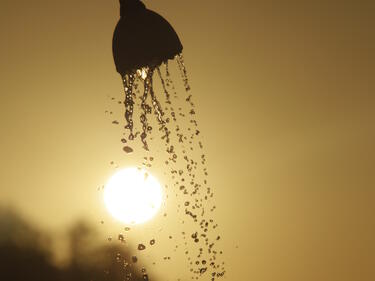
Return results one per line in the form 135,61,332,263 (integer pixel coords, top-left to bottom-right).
105,54,225,281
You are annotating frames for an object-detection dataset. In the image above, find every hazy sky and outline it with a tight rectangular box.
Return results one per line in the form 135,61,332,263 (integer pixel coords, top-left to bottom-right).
0,1,374,280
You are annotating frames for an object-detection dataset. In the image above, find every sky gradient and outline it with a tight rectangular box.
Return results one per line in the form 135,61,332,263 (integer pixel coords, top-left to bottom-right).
0,1,374,280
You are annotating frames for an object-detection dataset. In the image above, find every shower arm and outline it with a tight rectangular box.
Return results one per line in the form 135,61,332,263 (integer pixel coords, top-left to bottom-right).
120,0,146,17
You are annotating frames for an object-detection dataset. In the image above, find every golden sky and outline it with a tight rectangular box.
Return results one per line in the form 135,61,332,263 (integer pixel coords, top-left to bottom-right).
0,1,374,280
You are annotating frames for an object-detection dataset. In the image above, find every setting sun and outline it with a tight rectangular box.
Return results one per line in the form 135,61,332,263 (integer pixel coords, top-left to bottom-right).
104,167,163,225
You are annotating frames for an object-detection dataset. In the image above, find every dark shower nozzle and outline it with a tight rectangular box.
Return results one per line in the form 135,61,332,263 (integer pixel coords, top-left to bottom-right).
113,0,183,76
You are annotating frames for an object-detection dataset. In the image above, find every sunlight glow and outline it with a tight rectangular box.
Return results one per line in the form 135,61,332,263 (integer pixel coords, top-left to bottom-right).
104,167,163,225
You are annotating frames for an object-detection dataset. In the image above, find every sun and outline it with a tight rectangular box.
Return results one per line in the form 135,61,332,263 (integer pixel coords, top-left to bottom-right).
104,167,163,225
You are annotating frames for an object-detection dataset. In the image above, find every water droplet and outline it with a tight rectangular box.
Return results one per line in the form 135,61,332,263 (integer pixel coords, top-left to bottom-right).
200,268,207,274
123,146,133,153
138,244,146,251
118,234,125,242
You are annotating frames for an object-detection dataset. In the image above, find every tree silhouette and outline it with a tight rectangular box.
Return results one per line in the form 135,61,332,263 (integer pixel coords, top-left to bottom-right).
0,207,152,281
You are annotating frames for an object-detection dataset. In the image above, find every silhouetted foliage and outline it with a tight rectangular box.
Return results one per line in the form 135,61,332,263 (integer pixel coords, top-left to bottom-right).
0,207,150,281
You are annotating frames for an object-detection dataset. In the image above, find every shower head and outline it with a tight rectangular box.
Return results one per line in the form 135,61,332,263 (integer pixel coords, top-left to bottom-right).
113,0,183,76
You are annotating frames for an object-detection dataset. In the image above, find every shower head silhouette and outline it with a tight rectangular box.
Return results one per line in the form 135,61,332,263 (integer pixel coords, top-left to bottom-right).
113,0,183,76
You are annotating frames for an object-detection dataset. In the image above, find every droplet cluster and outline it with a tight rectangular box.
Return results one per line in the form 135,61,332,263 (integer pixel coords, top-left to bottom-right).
105,53,225,280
